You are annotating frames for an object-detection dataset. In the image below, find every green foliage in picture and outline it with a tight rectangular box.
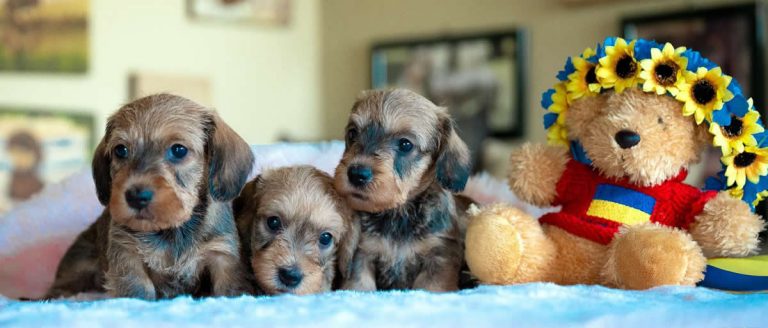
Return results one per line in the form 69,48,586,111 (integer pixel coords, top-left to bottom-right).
0,0,88,73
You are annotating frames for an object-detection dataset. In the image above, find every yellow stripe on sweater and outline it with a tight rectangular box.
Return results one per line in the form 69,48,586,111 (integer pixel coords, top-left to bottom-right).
586,199,651,225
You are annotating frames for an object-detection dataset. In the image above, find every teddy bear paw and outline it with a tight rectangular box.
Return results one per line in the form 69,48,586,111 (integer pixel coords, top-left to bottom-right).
602,223,706,290
691,191,765,258
465,204,555,285
507,143,569,207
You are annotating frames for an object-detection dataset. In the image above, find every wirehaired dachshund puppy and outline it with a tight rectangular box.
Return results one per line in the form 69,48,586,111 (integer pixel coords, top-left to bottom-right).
335,88,473,292
233,166,359,295
46,94,254,299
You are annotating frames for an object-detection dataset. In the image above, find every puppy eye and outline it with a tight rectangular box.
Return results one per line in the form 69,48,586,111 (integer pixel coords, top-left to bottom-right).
169,144,188,160
266,216,282,232
346,128,358,143
114,144,129,159
319,232,333,248
398,138,413,153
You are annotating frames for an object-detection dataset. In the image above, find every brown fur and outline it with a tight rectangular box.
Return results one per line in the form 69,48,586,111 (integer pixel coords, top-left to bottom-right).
47,94,254,299
566,89,709,187
603,223,706,289
233,166,359,295
466,90,765,289
508,144,569,207
335,89,473,291
690,191,765,258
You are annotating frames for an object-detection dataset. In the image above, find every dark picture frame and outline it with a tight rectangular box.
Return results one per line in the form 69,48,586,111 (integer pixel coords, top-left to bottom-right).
0,107,94,212
370,29,527,139
370,29,527,172
622,3,766,111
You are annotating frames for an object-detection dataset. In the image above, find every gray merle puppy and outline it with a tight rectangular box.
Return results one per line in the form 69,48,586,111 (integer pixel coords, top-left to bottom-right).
334,89,473,291
46,94,254,299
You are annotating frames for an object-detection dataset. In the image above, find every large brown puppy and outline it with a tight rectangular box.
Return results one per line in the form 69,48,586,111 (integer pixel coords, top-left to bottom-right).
234,166,359,295
335,89,472,291
46,94,254,299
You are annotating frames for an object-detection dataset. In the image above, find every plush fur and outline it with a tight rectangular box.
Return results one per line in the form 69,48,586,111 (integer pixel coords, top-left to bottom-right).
46,94,254,299
466,90,765,290
335,89,473,292
233,166,359,295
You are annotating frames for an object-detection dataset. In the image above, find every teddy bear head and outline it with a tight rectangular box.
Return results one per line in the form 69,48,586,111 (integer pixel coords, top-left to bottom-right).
542,37,768,207
566,89,709,186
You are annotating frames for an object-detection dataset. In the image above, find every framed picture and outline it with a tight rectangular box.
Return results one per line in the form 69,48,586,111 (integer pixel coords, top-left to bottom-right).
0,0,89,73
371,30,527,170
622,3,764,110
187,0,290,25
0,108,94,212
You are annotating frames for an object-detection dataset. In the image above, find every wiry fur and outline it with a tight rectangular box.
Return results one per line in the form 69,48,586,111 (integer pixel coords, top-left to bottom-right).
46,94,254,299
335,89,473,291
234,166,359,295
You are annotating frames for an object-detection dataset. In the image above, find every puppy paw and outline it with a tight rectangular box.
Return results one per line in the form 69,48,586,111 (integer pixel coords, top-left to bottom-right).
507,143,568,207
691,191,765,258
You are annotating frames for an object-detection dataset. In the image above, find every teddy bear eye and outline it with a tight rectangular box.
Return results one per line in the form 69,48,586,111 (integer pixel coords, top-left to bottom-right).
657,117,664,124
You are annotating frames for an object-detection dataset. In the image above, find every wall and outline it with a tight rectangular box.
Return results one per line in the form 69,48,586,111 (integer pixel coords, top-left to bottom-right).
0,0,759,145
0,0,321,144
318,0,758,143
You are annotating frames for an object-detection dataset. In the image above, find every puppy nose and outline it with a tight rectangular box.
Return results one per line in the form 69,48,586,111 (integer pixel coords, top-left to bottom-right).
614,130,641,149
278,266,303,288
347,164,373,187
125,187,154,210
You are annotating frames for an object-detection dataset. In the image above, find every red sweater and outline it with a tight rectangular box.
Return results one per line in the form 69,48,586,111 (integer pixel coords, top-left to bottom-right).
538,160,717,245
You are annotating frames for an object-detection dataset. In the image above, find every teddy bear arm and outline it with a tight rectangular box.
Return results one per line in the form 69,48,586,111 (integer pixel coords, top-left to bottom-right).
690,191,766,258
507,143,569,207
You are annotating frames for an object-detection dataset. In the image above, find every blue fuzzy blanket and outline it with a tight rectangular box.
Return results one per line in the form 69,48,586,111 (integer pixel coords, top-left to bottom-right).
1,284,767,328
2,142,767,327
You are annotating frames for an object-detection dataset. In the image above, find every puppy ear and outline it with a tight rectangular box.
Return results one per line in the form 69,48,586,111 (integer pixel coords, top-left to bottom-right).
233,176,262,254
336,206,360,281
233,175,261,217
92,131,112,206
435,112,472,192
206,112,255,202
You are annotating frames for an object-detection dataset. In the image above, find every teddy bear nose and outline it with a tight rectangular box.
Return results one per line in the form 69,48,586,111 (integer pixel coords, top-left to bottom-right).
614,130,641,149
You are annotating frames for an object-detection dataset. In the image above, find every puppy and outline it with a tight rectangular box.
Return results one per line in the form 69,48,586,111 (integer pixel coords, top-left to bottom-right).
335,89,472,291
233,166,358,295
46,94,254,299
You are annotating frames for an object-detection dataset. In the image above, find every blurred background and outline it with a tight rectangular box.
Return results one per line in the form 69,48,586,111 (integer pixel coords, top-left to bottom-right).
0,0,766,212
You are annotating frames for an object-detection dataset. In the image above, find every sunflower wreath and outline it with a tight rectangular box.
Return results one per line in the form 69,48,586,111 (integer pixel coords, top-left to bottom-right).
541,37,768,209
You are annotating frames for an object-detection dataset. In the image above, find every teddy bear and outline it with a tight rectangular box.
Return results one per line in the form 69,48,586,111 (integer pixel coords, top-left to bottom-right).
465,37,766,290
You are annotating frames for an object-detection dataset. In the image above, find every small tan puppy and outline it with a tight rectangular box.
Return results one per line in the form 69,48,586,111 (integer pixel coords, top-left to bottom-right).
47,94,254,299
334,89,473,291
234,166,359,295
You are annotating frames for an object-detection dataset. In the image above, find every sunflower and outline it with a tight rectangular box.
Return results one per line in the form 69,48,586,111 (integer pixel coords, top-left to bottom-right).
753,190,768,207
729,187,745,200
547,122,569,147
710,110,765,155
566,48,601,101
547,82,568,114
722,146,768,188
676,66,734,124
638,43,688,95
596,38,641,93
